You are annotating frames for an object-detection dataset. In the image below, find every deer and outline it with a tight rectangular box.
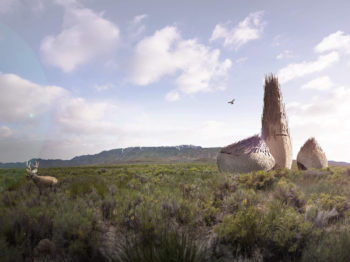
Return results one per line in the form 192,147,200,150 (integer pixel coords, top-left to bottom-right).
26,160,58,194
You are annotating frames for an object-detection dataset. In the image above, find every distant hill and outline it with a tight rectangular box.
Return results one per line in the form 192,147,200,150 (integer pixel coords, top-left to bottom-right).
328,160,350,167
0,145,220,168
0,145,349,168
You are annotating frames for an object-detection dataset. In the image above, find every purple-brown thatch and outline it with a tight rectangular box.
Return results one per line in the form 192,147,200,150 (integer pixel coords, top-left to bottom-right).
217,135,275,173
297,137,328,170
261,74,292,169
221,135,271,156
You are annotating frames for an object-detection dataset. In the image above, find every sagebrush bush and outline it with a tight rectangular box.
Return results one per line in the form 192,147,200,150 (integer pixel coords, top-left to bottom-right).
238,170,275,190
115,227,207,262
302,228,350,262
262,201,312,260
273,178,305,212
101,196,116,220
52,199,99,260
215,206,264,254
308,193,348,215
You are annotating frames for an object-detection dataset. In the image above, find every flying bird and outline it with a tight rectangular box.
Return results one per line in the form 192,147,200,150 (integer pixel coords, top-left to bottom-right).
228,99,235,105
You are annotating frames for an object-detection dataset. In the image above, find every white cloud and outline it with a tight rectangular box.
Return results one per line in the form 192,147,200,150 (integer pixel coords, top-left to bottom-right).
278,51,339,84
127,14,148,41
287,86,350,161
40,7,120,72
276,50,293,60
165,90,180,101
56,97,120,135
210,11,265,50
130,26,232,99
0,72,67,123
130,26,179,85
0,126,12,138
301,76,334,91
315,31,350,54
0,72,259,162
133,14,147,24
0,72,120,136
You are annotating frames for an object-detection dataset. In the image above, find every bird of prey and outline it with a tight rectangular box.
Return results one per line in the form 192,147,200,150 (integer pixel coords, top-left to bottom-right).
228,99,235,105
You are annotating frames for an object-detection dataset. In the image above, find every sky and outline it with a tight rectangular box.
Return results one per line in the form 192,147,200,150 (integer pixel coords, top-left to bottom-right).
0,0,350,162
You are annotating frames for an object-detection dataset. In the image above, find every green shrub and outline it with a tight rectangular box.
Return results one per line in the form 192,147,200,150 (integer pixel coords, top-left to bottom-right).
222,189,258,214
262,201,312,259
69,176,108,199
52,200,99,260
302,229,350,262
308,193,348,215
101,196,117,220
115,228,207,262
238,171,275,190
0,205,54,260
215,206,263,254
273,179,305,212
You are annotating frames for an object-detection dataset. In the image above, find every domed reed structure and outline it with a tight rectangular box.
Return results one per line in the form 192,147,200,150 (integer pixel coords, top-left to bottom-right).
297,137,328,170
261,75,293,169
217,135,275,173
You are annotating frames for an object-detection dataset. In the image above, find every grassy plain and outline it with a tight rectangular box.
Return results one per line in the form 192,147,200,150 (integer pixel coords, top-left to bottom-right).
1,164,350,261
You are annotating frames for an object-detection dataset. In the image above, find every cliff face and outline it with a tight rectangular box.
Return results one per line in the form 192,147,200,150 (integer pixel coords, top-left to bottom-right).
261,75,293,169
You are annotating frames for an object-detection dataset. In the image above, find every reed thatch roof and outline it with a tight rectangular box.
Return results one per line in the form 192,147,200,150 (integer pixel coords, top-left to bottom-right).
220,135,271,157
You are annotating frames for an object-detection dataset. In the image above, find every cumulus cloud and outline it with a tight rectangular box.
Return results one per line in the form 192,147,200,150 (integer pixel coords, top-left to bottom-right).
278,52,339,84
315,31,350,54
40,7,120,72
210,11,265,50
301,76,334,91
129,26,232,99
0,72,120,136
0,72,67,123
129,26,180,85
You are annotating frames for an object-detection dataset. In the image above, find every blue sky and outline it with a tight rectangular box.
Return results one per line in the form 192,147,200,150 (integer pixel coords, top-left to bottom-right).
0,0,349,162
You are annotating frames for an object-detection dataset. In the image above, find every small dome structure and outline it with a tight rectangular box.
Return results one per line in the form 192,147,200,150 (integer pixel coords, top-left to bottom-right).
217,135,275,173
297,137,328,170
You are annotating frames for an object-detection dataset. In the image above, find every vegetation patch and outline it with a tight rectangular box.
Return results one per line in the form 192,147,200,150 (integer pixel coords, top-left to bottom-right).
0,164,349,261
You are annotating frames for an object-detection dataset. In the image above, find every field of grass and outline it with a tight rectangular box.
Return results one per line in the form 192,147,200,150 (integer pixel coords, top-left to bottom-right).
1,164,350,261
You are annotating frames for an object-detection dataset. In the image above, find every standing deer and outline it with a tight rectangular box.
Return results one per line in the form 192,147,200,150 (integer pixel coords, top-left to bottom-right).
26,161,58,193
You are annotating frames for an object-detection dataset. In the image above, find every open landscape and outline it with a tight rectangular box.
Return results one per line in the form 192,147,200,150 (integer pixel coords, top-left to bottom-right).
1,163,350,261
1,0,350,261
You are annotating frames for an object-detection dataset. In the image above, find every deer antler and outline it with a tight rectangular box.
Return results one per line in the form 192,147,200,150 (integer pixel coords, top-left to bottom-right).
33,161,39,170
26,160,39,176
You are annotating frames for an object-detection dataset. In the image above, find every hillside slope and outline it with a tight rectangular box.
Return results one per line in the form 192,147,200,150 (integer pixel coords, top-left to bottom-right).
0,145,220,168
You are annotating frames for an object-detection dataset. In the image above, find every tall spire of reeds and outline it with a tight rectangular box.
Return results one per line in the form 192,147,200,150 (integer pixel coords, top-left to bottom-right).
261,74,292,168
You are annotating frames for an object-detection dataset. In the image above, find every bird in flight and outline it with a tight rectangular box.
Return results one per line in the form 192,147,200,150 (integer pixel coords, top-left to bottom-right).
228,99,235,105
